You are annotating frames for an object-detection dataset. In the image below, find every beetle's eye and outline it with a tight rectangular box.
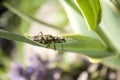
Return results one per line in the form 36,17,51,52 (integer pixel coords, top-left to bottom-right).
39,40,42,43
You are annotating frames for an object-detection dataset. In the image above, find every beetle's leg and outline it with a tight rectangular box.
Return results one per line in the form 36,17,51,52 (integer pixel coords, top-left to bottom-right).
45,44,49,48
40,32,43,36
61,42,63,50
46,43,50,48
54,42,56,50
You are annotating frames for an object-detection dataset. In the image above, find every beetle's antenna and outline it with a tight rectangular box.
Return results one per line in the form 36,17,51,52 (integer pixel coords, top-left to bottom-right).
54,42,56,51
40,32,43,35
38,31,43,36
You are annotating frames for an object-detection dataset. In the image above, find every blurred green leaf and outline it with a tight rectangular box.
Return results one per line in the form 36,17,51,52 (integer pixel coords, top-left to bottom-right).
19,0,46,15
18,0,47,33
103,56,120,69
110,0,120,9
3,0,47,33
3,2,64,32
100,0,120,53
74,0,101,30
0,71,9,80
0,30,44,47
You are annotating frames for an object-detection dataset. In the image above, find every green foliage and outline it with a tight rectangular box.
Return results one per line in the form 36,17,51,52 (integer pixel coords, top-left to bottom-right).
59,0,120,69
59,0,99,39
1,0,120,69
74,0,101,30
100,0,120,53
4,0,47,33
0,29,114,58
0,29,44,47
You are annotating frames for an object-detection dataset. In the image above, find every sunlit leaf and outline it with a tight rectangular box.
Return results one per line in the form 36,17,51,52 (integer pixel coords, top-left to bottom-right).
59,0,100,39
74,0,101,30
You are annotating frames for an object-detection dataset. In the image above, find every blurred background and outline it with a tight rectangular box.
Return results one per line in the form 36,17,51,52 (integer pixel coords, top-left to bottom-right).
0,0,120,80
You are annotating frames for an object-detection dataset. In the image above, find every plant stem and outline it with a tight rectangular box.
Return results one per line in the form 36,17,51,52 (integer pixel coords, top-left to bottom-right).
95,26,115,53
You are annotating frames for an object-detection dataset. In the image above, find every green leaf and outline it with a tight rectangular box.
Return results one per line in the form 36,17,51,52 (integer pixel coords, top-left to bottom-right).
0,30,44,47
74,0,101,30
103,56,120,69
0,29,114,58
59,0,99,39
59,0,106,48
50,34,114,58
100,0,120,53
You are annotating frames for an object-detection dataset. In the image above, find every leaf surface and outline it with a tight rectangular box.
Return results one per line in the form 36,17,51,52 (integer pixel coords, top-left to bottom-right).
74,0,101,30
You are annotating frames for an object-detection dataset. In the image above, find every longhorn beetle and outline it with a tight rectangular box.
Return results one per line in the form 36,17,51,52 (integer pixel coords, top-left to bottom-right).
33,32,66,50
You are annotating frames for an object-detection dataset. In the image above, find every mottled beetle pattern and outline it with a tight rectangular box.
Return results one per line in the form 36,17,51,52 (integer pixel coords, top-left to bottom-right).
33,32,66,50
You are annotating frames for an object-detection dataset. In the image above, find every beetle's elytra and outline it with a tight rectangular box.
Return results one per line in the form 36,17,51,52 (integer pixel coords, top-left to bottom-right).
33,32,66,50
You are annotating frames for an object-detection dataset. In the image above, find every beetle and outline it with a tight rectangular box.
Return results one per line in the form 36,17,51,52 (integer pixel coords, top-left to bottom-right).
33,32,66,50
